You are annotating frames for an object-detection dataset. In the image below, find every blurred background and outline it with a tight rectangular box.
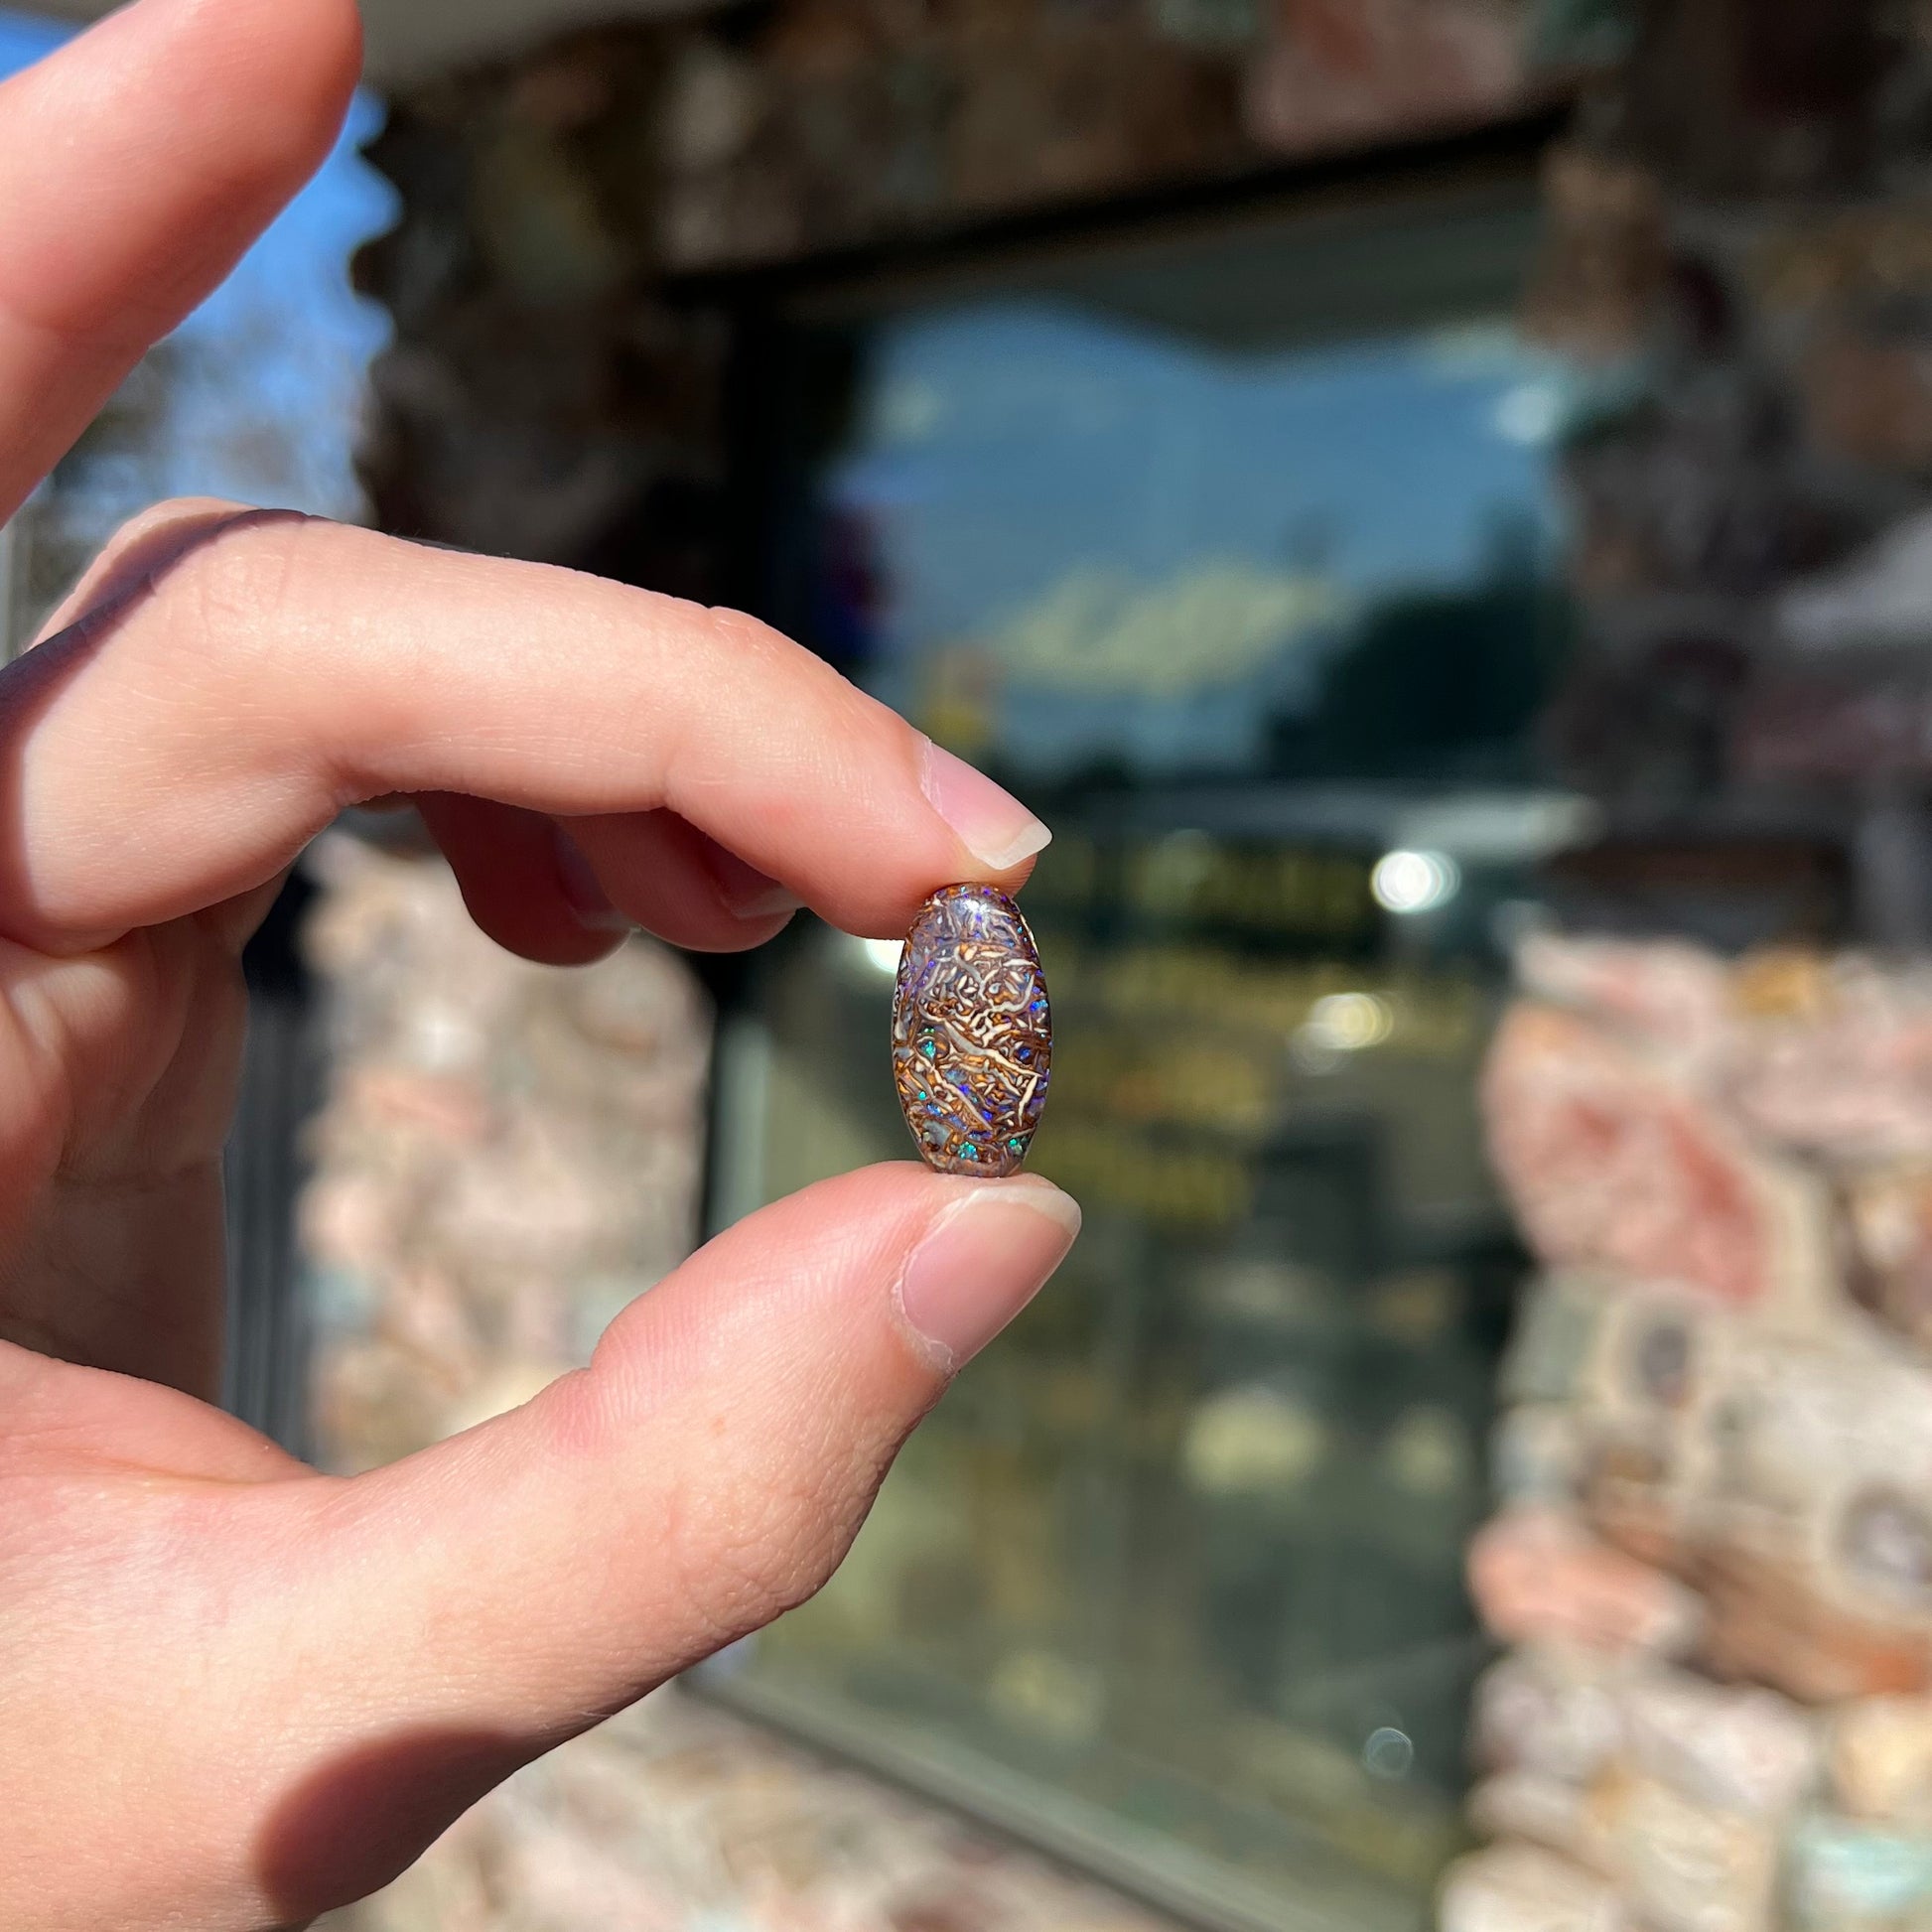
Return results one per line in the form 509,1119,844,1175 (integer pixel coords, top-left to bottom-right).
20,1,1932,1930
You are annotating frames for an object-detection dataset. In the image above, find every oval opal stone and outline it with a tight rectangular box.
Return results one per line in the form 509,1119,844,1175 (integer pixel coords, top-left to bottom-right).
893,884,1052,1177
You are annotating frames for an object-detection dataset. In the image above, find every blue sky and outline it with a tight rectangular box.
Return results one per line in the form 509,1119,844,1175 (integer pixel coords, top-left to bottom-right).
830,298,1573,776
834,301,1568,651
0,6,395,519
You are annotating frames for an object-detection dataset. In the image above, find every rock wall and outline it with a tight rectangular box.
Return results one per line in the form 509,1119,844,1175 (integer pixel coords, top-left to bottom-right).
351,0,1572,579
299,830,711,1470
1452,938,1932,1932
1447,12,1932,1927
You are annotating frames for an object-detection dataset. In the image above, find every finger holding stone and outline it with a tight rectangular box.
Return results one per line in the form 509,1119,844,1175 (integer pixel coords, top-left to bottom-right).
0,510,1051,955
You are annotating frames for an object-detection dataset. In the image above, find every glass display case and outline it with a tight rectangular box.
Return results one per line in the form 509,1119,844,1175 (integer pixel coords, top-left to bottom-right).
697,170,1588,1931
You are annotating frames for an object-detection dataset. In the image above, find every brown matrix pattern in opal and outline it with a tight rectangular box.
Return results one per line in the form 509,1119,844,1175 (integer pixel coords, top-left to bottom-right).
893,884,1051,1177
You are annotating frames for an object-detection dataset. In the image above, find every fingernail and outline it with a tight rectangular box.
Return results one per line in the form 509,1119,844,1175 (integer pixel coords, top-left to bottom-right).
897,1178,1081,1372
919,740,1051,873
702,842,805,922
552,827,631,932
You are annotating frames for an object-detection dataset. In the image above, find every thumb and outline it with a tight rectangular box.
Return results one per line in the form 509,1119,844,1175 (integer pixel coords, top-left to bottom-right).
260,1163,1079,1919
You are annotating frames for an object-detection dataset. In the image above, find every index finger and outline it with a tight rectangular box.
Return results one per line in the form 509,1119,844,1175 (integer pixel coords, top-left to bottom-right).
0,0,361,519
0,507,1052,951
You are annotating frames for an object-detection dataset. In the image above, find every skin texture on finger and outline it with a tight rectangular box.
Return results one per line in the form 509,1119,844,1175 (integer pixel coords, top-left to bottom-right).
327,1167,1025,1701
0,915,243,1393
26,493,261,645
0,1166,1078,1929
560,806,803,951
418,794,800,961
0,0,360,520
0,1338,306,1483
414,792,631,966
0,509,1049,955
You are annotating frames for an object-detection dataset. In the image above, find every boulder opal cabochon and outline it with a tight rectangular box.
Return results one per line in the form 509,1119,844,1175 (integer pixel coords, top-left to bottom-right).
893,884,1052,1177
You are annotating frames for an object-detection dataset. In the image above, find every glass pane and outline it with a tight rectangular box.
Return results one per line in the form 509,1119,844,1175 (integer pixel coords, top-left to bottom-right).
704,191,1570,1930
829,308,1566,788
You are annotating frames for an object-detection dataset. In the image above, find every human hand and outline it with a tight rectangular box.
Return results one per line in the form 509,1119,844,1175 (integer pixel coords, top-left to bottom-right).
0,3,1075,1925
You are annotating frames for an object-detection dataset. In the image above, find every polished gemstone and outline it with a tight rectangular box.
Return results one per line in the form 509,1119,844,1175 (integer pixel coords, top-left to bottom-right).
893,884,1051,1177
